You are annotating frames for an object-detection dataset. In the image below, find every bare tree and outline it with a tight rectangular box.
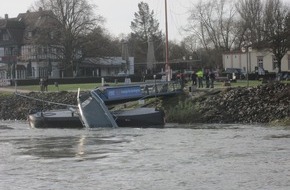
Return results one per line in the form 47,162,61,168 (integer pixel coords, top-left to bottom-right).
34,0,104,76
186,0,239,68
263,0,290,72
187,0,238,51
235,0,264,48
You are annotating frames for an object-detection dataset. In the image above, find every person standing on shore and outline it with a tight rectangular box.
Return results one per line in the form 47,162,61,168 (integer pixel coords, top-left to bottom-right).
39,78,44,92
191,70,197,86
43,77,48,91
196,69,204,88
209,70,216,88
205,69,210,88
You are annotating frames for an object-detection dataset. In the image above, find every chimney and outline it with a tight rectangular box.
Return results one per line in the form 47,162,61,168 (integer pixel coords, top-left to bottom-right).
5,14,8,20
39,7,43,12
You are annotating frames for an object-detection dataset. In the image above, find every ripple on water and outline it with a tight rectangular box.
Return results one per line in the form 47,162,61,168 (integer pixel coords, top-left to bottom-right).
1,121,290,190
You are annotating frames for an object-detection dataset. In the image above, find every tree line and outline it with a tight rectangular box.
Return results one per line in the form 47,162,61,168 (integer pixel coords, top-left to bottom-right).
186,0,290,72
31,0,290,76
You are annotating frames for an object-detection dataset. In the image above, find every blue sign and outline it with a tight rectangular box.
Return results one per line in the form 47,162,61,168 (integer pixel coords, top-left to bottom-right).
105,86,142,100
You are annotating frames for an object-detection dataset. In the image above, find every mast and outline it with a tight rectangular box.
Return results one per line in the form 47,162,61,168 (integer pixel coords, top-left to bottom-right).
165,0,170,81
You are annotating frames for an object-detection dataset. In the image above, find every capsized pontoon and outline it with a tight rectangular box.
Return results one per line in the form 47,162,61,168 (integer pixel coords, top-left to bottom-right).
27,84,170,128
28,107,165,128
28,108,83,129
112,107,165,127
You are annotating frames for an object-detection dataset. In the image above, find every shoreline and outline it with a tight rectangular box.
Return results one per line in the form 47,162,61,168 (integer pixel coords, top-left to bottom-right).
0,82,289,126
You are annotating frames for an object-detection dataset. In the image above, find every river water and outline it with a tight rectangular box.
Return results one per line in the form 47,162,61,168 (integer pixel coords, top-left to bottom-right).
1,121,290,190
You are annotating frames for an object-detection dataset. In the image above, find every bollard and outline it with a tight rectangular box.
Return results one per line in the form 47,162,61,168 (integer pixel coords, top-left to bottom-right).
39,78,44,92
54,82,59,91
101,77,105,86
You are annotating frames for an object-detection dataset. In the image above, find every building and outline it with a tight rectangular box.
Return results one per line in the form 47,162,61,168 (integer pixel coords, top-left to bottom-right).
0,13,25,80
223,49,290,74
0,9,62,80
0,9,133,84
81,57,134,77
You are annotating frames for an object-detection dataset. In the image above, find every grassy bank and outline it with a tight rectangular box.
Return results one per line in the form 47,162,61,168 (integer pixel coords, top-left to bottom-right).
0,80,289,125
4,79,288,93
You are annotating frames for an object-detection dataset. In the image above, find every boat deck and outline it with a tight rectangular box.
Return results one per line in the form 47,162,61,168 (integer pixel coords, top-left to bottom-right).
33,110,78,118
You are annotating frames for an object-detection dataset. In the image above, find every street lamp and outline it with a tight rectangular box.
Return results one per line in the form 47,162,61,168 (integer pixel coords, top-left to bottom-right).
189,56,192,71
241,46,252,87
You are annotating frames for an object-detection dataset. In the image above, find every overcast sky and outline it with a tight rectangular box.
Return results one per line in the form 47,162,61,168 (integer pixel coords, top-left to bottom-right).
0,0,196,42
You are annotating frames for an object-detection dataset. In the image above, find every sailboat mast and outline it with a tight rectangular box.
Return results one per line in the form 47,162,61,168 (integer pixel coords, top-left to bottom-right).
165,0,170,81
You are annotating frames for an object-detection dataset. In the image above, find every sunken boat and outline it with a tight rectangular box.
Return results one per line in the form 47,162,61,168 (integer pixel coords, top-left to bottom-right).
28,108,83,129
28,83,170,128
28,107,165,129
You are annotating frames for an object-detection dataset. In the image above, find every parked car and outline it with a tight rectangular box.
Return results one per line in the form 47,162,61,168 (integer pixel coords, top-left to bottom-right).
281,72,290,81
223,68,246,80
175,70,193,83
117,72,129,77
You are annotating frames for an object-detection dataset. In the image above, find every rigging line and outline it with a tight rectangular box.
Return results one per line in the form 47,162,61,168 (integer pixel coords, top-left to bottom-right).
151,0,163,21
167,4,186,40
15,92,77,108
174,0,195,11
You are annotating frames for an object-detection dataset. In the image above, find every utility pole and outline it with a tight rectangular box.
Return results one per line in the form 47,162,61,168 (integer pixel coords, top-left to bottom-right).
165,0,170,81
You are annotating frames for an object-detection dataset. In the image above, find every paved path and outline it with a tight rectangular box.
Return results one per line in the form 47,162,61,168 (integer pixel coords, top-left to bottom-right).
0,87,31,93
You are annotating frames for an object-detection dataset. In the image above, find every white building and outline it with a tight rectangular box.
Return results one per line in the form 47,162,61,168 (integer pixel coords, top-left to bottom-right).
222,49,290,73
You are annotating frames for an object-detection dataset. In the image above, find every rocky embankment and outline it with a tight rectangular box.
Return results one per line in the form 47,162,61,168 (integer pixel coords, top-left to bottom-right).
185,82,290,124
0,82,289,124
0,91,79,120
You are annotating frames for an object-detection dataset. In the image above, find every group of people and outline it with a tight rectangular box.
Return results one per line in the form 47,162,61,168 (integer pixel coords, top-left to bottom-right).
191,69,215,88
39,77,48,92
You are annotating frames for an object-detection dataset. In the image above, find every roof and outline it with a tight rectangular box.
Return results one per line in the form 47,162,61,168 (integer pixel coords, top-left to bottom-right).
0,18,25,45
17,10,54,30
81,57,123,68
0,9,57,46
83,57,123,65
17,10,56,44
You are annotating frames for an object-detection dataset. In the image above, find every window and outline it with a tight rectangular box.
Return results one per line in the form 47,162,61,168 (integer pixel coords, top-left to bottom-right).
38,47,42,54
257,56,263,68
4,47,12,56
32,67,35,77
39,67,47,77
28,32,32,37
0,48,4,56
43,47,47,54
50,32,54,39
3,33,9,41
